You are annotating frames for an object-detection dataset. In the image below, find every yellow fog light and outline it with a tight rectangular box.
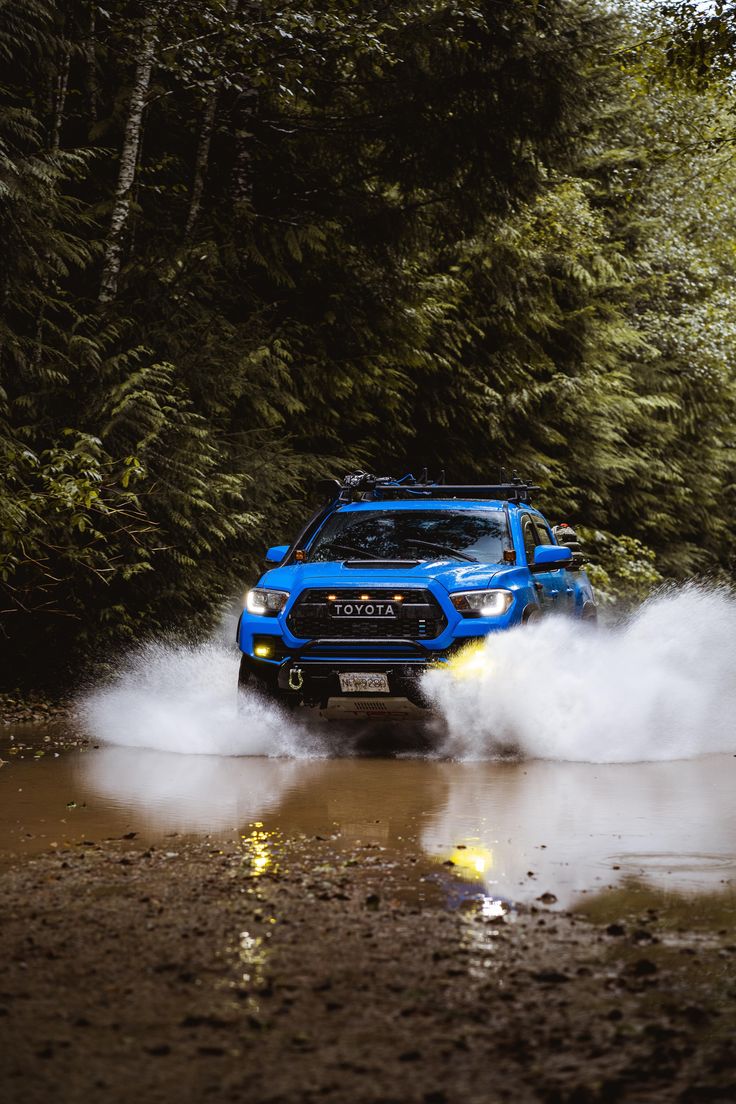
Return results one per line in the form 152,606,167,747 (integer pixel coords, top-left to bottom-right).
447,642,489,680
254,643,272,658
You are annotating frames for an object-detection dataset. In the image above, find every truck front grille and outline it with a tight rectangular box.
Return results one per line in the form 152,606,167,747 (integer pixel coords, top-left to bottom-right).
287,588,447,641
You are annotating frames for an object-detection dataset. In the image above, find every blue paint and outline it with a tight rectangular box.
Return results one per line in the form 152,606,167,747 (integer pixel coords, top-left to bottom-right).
237,493,596,706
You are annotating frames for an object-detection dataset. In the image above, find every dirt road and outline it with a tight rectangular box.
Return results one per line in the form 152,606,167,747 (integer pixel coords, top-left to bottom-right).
2,832,736,1102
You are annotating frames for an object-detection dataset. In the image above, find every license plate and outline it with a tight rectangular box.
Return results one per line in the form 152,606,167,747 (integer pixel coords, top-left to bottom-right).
339,672,390,694
330,600,397,618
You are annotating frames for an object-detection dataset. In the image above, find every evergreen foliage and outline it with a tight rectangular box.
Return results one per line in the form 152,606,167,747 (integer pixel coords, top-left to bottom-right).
0,0,734,681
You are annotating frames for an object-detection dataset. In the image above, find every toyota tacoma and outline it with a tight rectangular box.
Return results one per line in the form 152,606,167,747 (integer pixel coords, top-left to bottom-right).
236,473,596,718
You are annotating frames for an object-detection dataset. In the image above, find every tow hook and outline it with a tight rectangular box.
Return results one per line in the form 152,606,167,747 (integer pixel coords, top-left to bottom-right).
288,666,304,691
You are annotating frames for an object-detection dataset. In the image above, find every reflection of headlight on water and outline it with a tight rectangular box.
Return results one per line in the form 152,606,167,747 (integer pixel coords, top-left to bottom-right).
437,844,494,880
446,643,490,681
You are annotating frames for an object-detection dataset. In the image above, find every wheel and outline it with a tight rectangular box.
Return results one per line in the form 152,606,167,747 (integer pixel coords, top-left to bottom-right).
237,655,300,711
238,654,252,692
522,606,542,624
581,604,597,624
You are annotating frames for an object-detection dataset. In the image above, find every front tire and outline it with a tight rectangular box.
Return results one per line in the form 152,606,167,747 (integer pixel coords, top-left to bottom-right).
237,655,300,711
522,606,542,624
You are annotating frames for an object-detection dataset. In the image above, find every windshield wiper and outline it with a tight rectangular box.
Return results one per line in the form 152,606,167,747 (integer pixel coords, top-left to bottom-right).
313,541,379,561
403,539,477,563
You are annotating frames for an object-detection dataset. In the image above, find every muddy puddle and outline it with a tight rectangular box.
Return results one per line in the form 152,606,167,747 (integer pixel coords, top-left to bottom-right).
2,725,735,928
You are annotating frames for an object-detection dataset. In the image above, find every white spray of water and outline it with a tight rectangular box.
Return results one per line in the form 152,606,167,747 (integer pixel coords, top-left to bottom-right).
423,585,736,762
79,640,323,757
80,586,736,763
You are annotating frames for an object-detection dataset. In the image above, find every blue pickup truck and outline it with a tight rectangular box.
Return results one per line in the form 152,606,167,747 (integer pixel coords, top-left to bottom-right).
236,473,596,718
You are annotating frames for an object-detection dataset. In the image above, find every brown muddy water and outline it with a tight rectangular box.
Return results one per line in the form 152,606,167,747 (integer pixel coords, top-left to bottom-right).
2,725,735,924
3,725,736,1104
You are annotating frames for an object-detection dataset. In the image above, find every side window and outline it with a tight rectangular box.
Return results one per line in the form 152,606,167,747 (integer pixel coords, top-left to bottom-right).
533,518,553,545
521,515,539,563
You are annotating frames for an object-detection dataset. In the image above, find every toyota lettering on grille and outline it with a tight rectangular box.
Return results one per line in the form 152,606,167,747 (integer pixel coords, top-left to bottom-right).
330,601,397,618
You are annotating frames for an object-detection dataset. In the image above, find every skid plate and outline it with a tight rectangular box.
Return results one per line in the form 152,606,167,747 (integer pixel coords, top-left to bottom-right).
317,696,428,721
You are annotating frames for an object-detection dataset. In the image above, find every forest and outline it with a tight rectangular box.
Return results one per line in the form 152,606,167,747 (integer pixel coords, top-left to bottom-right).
1,0,735,683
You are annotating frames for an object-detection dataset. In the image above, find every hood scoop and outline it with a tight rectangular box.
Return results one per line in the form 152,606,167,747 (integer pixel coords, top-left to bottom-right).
343,559,421,569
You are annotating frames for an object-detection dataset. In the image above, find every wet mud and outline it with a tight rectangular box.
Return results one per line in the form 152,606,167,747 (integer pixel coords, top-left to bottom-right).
1,727,735,1103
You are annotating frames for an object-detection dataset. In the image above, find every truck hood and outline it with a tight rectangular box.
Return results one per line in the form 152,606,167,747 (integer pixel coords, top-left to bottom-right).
260,559,519,594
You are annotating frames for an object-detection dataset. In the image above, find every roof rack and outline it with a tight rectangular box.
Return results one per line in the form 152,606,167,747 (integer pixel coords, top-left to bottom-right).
318,471,541,505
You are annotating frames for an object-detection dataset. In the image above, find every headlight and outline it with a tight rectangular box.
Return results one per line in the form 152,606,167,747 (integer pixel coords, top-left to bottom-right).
450,589,513,617
246,588,289,615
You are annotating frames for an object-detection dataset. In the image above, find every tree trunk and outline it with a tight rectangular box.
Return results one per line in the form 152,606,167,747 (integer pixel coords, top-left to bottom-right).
85,2,99,126
98,14,157,305
184,0,239,238
231,85,258,209
231,1,259,210
51,47,70,152
31,42,71,371
184,90,218,238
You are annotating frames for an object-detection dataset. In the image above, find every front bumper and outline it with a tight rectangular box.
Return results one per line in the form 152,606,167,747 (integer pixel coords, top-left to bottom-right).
241,638,439,709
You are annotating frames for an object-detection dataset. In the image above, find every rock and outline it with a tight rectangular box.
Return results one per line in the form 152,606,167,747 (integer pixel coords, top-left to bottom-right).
365,893,380,910
681,1004,711,1025
532,970,569,984
180,1014,231,1029
606,923,626,937
536,892,557,905
630,958,657,977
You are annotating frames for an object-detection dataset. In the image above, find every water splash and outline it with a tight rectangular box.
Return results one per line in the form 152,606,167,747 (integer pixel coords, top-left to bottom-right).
78,640,321,757
80,586,736,763
423,585,736,762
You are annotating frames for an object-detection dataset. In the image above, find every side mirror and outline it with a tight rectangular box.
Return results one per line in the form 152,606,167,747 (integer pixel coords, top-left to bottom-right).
265,544,290,565
532,544,572,571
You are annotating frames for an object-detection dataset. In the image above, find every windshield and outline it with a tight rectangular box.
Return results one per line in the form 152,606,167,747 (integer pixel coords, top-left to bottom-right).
307,509,509,563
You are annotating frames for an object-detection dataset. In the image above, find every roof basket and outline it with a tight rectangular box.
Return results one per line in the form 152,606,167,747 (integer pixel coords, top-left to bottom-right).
318,470,541,505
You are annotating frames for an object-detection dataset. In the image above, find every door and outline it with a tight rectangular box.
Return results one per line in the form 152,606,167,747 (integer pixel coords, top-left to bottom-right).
520,514,571,614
